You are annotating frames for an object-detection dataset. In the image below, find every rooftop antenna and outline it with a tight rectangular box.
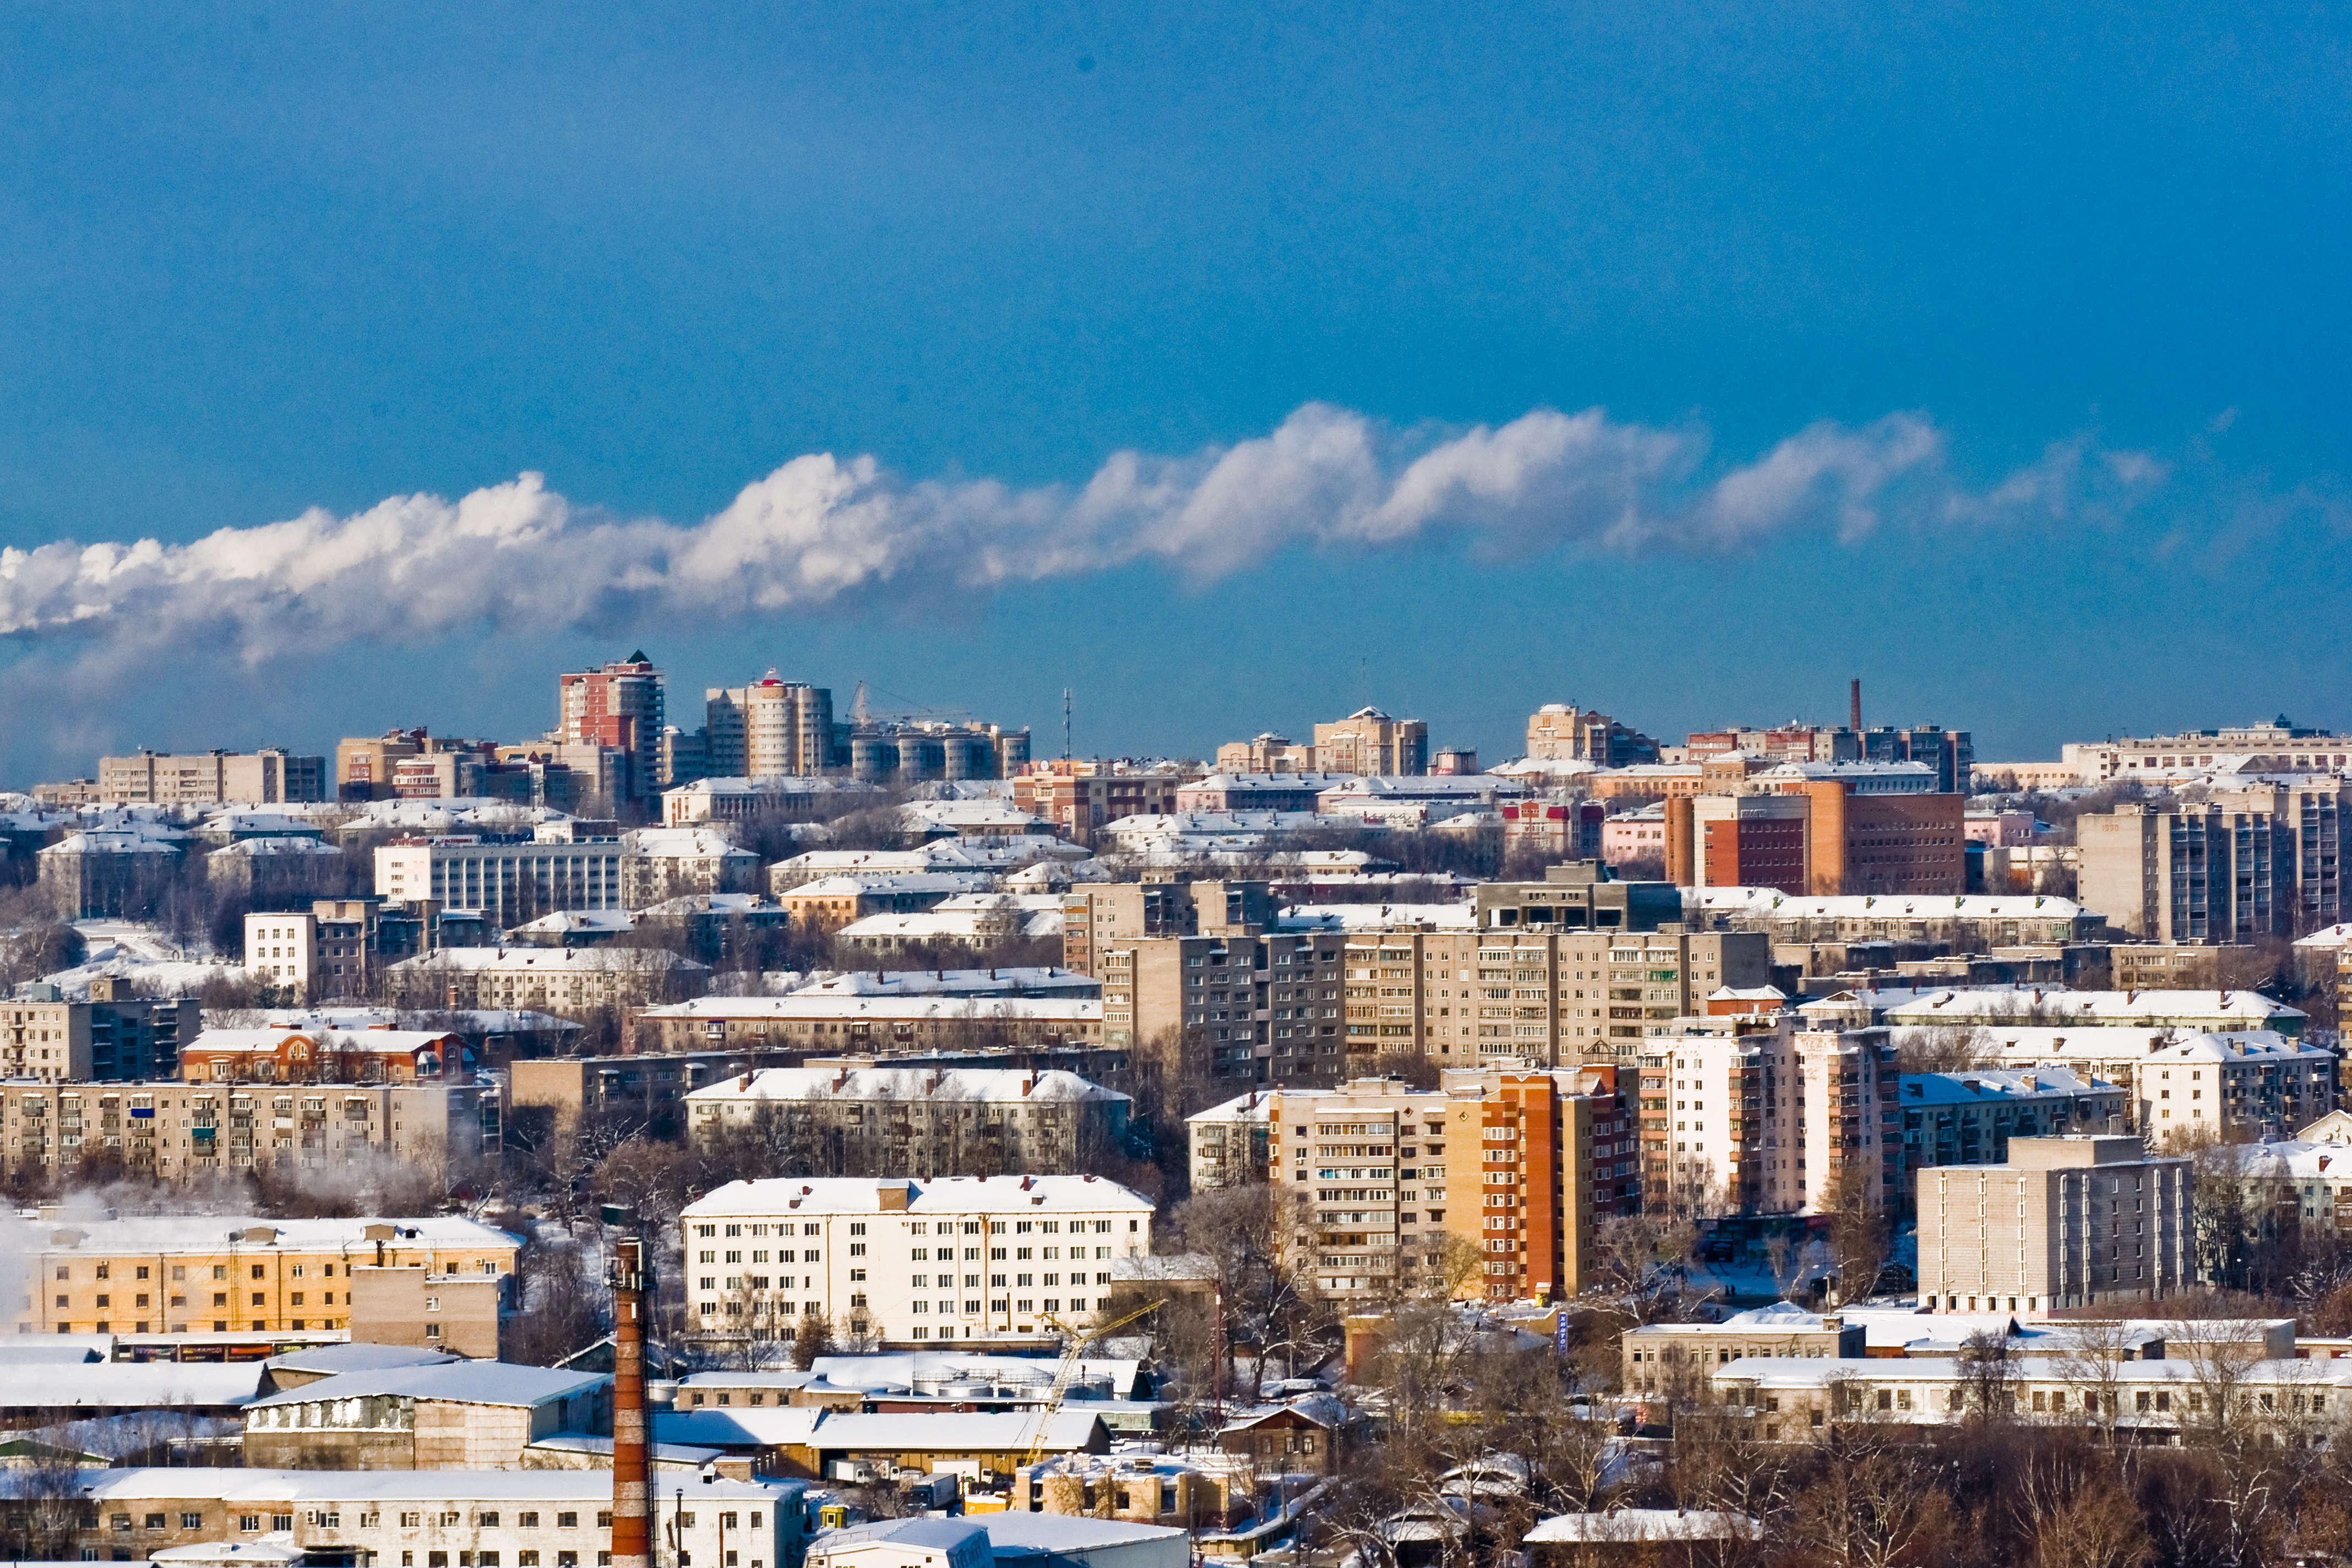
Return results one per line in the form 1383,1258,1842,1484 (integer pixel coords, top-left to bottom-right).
1063,688,1073,761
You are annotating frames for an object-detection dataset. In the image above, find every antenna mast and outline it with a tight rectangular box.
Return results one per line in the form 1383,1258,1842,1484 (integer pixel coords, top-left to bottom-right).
1062,688,1073,761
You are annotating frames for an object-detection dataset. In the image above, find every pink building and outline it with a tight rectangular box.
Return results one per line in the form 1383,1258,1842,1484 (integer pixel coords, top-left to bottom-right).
1501,800,1602,858
1602,808,1670,867
1964,809,2037,847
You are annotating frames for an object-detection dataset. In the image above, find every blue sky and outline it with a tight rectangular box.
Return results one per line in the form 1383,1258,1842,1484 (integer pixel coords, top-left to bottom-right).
0,2,2346,782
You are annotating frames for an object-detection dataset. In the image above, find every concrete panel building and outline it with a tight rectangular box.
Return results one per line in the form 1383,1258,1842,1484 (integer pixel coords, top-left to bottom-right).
0,1079,487,1184
1917,1135,2192,1316
0,975,197,1082
98,748,327,805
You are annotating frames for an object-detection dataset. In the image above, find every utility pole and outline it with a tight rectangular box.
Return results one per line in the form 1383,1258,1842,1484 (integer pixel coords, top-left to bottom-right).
605,1205,652,1568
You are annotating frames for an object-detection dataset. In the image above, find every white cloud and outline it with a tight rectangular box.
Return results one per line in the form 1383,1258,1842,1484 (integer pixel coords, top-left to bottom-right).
0,400,2162,682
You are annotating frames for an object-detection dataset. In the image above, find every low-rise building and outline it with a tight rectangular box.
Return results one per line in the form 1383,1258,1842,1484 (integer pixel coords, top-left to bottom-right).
65,1468,807,1568
836,894,1065,955
684,1065,1133,1174
179,1026,469,1085
242,1363,609,1469
39,831,184,918
663,774,885,827
1621,1305,1866,1393
1010,1453,1245,1532
780,874,995,924
680,1175,1154,1349
1918,1135,2192,1316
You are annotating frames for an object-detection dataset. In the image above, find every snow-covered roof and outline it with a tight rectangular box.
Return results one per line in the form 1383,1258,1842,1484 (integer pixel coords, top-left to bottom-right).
1691,888,2089,921
683,1174,1153,1219
642,994,1098,1023
786,967,1097,998
1883,987,2302,1026
654,1408,829,1448
78,1467,799,1504
249,1362,606,1411
506,909,640,938
1186,1090,1275,1126
1524,1512,1762,1545
31,1214,517,1257
2296,923,2352,952
624,826,756,858
1900,1065,2121,1105
183,1026,459,1057
208,837,344,858
798,1409,1106,1452
1276,902,1477,932
686,1066,1128,1107
389,946,708,974
42,830,183,856
0,1363,270,1409
788,872,998,896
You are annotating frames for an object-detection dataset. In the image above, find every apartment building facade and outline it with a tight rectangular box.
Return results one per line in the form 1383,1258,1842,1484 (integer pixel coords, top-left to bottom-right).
97,748,328,804
1061,878,1277,974
1010,769,1186,848
2063,719,2350,781
11,1214,518,1337
2080,786,2350,940
680,1175,1154,1348
0,976,197,1082
0,1080,489,1182
633,993,1104,1054
683,1065,1133,1174
246,902,380,998
388,946,707,1014
555,652,665,802
1313,707,1429,776
1525,703,1659,767
705,674,838,777
1918,1135,2193,1316
1899,1067,2128,1169
1634,1022,1904,1218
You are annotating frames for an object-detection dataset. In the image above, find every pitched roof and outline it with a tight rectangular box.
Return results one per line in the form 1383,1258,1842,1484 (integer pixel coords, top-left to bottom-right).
248,1363,606,1411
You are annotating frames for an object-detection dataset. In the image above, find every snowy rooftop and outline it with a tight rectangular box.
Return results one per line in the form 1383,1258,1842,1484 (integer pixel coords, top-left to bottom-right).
683,1174,1152,1218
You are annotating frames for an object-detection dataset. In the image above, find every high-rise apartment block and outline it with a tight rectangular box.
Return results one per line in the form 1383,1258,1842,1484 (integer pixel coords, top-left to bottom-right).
1089,875,1767,1084
1525,704,1660,767
0,976,197,1082
705,674,838,776
97,748,326,804
1261,1071,1607,1305
1917,1135,2193,1316
2079,785,2350,940
1635,1021,1903,1219
556,651,665,801
1311,707,1429,776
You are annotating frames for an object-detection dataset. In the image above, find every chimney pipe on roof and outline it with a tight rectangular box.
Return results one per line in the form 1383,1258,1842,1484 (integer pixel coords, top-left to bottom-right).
1850,679,1863,732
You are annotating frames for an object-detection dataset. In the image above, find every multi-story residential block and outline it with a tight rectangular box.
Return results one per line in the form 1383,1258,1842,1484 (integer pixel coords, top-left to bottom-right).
1311,707,1429,776
1469,861,1685,934
1918,1134,2193,1316
1924,1025,2336,1143
1899,1066,2128,1169
2081,785,2351,939
1634,1022,1905,1219
684,1065,1132,1173
1876,986,2305,1036
662,774,883,827
680,1175,1154,1347
1214,733,1318,773
1010,766,1186,848
1095,929,1348,1082
631,993,1104,1054
0,976,197,1081
97,748,328,804
201,839,346,911
1262,1069,1608,1304
37,830,183,918
62,1469,806,1568
244,900,383,998
336,728,429,800
1525,704,1660,768
374,832,627,927
1173,773,1355,813
1687,889,2101,949
620,826,761,906
388,946,707,1015
0,1079,489,1184
2112,942,2264,990
706,673,838,777
776,872,992,924
556,650,666,803
2063,718,2351,782
1185,1090,1273,1189
8,1213,518,1339
1061,878,1277,974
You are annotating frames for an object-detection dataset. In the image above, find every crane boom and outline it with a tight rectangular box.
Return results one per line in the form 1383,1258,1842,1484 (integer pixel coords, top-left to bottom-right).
1020,1299,1166,1468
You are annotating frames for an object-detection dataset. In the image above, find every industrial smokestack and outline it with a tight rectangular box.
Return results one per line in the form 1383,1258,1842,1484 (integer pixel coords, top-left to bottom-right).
1849,678,1863,733
607,1215,652,1568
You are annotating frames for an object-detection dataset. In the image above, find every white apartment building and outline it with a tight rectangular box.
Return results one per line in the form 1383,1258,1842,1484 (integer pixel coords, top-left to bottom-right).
680,1175,1154,1348
1918,1135,2193,1316
1888,1024,2337,1143
374,835,627,927
245,907,374,997
2062,720,2351,781
1636,1022,1903,1218
69,1468,808,1568
387,946,709,1015
706,676,836,777
619,827,761,906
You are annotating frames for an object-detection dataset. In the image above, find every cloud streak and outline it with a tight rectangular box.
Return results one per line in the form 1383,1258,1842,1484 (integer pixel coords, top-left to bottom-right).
0,401,2166,676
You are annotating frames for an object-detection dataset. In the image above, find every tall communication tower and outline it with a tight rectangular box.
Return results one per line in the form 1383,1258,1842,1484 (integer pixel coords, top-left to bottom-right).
1062,688,1073,760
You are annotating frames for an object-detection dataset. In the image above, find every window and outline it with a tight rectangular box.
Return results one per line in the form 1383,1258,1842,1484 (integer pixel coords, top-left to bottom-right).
558,1515,579,1530
520,1513,540,1529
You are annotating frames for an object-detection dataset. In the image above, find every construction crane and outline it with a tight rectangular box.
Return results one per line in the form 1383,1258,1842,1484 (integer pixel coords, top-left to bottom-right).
850,678,972,726
1021,1298,1166,1468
